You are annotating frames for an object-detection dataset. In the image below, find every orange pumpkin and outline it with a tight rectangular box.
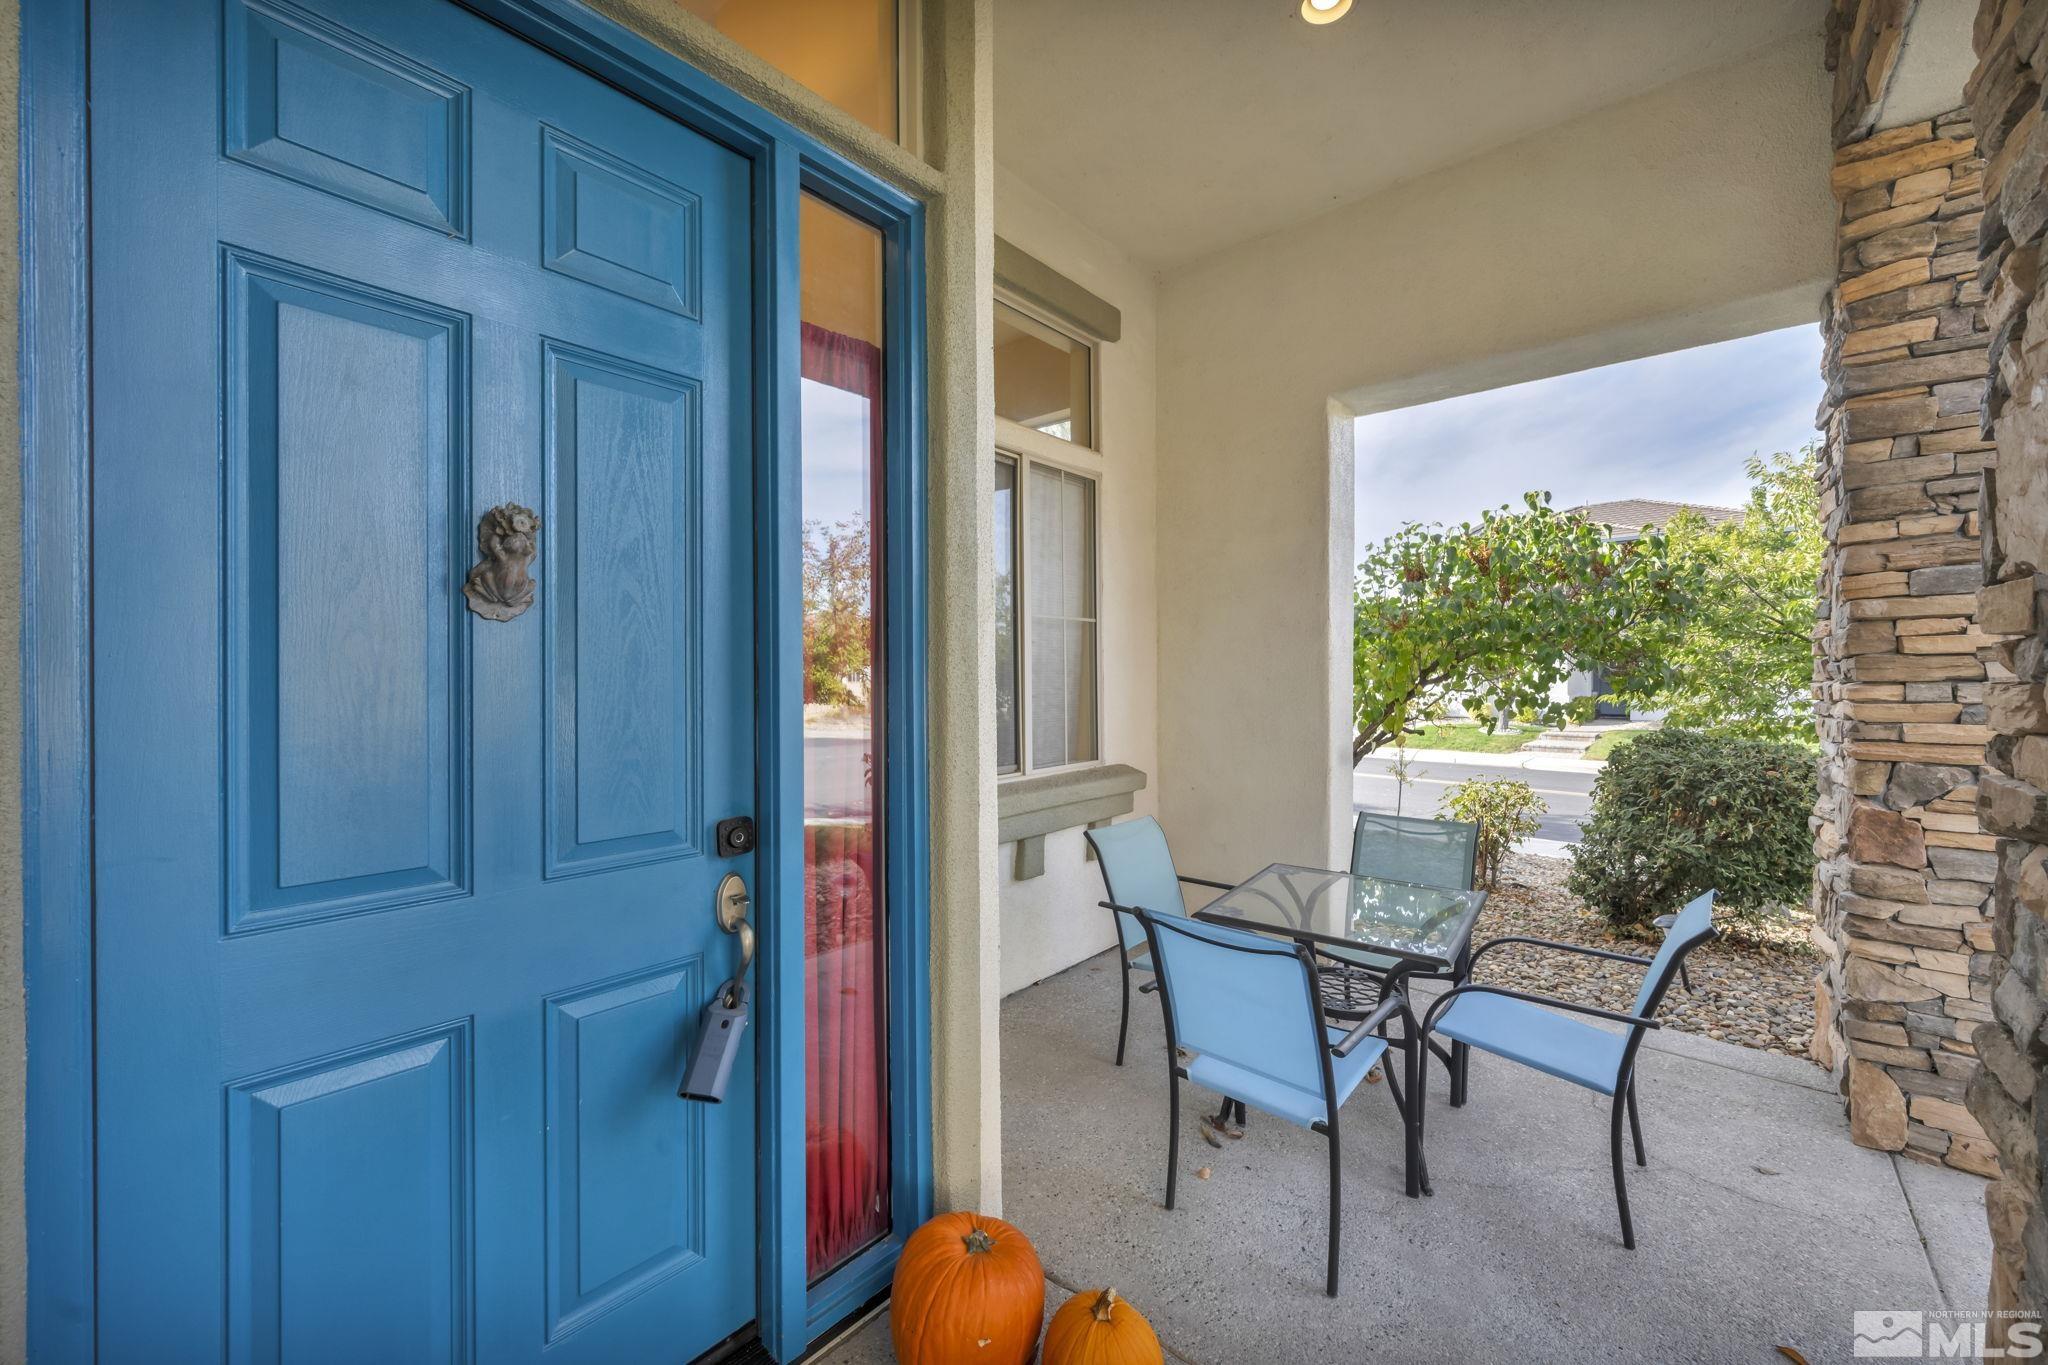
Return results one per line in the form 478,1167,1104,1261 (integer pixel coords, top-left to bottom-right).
890,1212,1044,1365
1042,1288,1163,1365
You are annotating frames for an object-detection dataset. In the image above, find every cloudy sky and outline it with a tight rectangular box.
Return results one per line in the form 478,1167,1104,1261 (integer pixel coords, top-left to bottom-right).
1353,323,1825,553
801,378,874,531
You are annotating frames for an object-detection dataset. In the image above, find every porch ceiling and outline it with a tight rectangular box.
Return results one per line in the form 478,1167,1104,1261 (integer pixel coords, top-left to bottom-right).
995,0,1825,272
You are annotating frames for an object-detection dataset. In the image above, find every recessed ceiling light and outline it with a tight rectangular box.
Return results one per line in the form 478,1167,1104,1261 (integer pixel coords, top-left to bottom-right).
1301,0,1352,23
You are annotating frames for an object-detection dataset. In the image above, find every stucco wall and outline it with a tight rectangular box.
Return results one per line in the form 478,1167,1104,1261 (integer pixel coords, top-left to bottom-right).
992,165,1160,998
919,0,1002,1216
1154,37,1837,887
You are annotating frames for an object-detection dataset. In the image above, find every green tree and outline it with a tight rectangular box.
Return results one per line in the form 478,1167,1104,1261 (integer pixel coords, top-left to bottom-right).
1351,493,1684,762
802,516,872,708
1651,447,1822,743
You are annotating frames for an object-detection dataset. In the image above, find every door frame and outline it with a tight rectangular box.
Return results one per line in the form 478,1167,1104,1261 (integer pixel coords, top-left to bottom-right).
19,3,933,1361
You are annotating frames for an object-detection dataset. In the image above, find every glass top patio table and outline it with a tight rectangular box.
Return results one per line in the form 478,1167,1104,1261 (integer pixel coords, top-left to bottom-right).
1195,863,1488,975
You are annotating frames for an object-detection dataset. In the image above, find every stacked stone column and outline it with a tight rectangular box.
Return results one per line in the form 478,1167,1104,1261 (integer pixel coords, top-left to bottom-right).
1815,114,2001,1177
1964,0,2048,1330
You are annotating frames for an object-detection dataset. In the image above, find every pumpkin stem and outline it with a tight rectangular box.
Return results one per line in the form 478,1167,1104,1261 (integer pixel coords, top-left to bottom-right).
1092,1288,1119,1322
961,1228,996,1256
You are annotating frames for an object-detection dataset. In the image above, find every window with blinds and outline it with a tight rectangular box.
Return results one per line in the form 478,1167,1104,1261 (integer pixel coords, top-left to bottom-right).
995,454,1099,774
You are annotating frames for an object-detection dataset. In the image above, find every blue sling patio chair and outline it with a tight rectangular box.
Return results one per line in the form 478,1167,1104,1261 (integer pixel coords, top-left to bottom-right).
1133,906,1413,1297
1351,811,1479,893
1083,816,1237,1067
1417,890,1718,1249
1318,811,1483,1100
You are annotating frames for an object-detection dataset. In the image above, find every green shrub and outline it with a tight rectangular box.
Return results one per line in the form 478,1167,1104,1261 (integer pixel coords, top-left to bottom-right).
1567,728,1814,928
1438,777,1546,889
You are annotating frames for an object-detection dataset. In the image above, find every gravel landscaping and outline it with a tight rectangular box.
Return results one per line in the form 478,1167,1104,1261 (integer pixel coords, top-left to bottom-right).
1466,851,1820,1059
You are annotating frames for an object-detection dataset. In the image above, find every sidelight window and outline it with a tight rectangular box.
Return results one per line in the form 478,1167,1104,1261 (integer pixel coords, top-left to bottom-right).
798,192,891,1281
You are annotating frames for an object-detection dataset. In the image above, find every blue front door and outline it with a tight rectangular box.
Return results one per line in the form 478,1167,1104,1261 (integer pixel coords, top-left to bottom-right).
89,1,759,1358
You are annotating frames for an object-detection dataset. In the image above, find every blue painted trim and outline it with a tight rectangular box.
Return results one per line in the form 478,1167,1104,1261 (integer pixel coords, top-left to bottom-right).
754,137,809,1365
879,187,936,1260
794,172,934,1351
805,1232,903,1338
21,0,97,1358
896,204,935,1245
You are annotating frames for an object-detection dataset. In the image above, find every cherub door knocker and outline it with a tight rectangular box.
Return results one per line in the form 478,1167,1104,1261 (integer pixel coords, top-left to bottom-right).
463,504,541,622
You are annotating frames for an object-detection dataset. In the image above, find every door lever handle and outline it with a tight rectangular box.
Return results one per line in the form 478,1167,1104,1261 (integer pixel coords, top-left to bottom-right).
715,873,753,995
732,920,755,986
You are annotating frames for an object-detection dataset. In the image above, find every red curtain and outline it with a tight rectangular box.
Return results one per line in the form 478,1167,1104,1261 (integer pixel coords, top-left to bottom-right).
801,321,891,1279
803,826,887,1278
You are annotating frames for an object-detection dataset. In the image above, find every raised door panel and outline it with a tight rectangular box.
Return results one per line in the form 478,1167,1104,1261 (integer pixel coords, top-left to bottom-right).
225,252,469,933
225,1023,473,1365
543,962,707,1340
543,342,700,877
541,126,700,317
225,0,470,235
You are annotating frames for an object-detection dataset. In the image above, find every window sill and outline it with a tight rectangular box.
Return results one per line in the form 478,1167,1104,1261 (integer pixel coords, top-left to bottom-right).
995,764,1147,881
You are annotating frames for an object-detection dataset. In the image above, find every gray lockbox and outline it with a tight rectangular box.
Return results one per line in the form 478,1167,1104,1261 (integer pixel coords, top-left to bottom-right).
678,979,749,1103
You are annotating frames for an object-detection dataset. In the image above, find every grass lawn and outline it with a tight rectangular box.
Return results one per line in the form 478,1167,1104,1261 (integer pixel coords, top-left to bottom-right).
1584,729,1642,762
1400,723,1541,754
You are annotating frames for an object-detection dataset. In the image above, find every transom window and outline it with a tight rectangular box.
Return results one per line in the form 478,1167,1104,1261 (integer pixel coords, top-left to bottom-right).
677,0,913,145
995,300,1094,448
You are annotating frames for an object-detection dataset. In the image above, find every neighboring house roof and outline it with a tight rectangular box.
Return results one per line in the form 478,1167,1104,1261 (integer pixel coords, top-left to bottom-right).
1564,499,1745,537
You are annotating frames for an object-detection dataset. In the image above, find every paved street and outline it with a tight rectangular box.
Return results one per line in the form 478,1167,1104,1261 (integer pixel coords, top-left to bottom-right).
805,732,872,819
1353,751,1596,845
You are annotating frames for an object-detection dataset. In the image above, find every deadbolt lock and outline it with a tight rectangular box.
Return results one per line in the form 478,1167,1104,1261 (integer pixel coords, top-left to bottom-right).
715,816,755,858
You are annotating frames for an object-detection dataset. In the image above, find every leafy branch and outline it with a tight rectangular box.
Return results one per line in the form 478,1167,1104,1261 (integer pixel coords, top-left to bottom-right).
1352,493,1686,762
1651,448,1823,743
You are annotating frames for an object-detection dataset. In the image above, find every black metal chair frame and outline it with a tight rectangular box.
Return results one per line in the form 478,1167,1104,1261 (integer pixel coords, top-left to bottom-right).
1314,943,1476,1102
1083,822,1239,1068
1416,928,1720,1249
1132,905,1417,1297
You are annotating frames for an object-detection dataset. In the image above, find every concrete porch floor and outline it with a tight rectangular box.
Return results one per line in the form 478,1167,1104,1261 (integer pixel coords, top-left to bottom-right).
816,951,1990,1364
